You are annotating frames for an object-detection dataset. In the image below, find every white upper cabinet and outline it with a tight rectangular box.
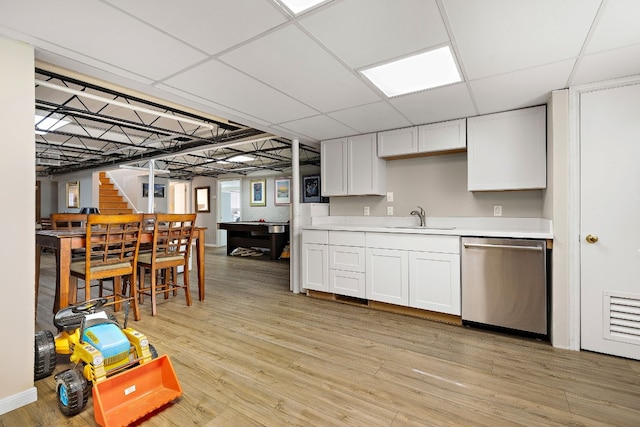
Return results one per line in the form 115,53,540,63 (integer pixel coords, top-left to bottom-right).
378,119,466,159
321,133,386,196
467,105,547,191
321,137,348,196
418,118,466,153
377,126,418,158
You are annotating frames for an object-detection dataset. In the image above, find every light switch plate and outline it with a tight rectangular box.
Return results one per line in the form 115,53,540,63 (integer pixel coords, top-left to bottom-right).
494,205,502,216
387,206,393,216
364,206,370,216
386,192,393,202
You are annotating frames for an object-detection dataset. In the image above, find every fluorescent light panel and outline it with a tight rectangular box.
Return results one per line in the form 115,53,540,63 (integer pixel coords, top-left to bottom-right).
35,114,69,135
279,0,325,14
361,46,462,97
216,155,254,165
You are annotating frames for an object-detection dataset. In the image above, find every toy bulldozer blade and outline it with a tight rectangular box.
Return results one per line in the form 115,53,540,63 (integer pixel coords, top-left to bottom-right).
93,355,181,427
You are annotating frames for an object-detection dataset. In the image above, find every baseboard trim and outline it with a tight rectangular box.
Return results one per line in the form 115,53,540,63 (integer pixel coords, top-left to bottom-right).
0,387,37,416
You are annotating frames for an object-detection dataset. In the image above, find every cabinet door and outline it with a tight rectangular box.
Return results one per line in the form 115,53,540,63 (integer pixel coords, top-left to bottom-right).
467,105,546,191
330,269,366,298
366,248,408,305
302,243,329,292
348,133,386,195
378,127,417,158
418,118,466,153
321,138,348,196
409,251,460,315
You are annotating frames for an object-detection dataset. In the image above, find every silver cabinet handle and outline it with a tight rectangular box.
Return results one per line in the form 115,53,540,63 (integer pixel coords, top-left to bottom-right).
463,243,543,251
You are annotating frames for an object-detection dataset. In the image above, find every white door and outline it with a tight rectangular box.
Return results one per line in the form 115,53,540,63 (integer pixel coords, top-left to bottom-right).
217,179,241,247
170,182,187,213
580,82,640,360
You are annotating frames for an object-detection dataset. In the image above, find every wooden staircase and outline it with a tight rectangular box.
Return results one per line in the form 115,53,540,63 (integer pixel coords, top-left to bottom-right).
99,172,133,214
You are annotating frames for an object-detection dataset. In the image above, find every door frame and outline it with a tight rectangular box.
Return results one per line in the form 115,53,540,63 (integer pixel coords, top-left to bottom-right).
568,74,640,351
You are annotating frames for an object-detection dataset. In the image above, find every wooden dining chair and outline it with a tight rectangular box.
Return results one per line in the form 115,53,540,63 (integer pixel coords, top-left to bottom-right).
69,213,145,321
50,213,87,232
137,213,196,316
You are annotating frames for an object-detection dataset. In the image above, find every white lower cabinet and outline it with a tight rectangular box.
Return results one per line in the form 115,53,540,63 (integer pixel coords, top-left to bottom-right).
366,248,409,305
303,229,461,316
329,245,366,297
302,243,328,292
302,230,329,292
330,269,365,297
366,233,460,314
409,251,461,315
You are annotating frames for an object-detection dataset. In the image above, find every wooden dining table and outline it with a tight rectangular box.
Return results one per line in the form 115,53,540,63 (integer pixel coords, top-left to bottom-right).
35,227,206,313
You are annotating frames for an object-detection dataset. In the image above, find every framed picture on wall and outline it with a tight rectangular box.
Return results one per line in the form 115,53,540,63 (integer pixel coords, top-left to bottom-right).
274,177,291,205
195,186,211,213
142,183,165,198
66,181,80,208
302,175,321,203
250,179,266,207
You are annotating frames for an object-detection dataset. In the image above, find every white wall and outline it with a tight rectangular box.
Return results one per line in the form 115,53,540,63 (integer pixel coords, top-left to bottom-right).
192,176,217,246
0,37,37,414
38,179,58,218
54,171,97,213
329,153,544,218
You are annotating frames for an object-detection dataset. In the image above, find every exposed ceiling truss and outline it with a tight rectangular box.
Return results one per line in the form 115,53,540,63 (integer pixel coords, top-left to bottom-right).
34,68,320,179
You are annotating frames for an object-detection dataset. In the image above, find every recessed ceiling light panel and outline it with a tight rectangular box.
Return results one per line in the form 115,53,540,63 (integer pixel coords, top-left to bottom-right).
278,0,326,15
361,46,462,97
35,114,69,135
228,155,254,163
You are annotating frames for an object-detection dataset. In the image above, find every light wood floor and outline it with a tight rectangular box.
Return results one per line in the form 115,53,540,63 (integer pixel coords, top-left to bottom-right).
3,247,640,426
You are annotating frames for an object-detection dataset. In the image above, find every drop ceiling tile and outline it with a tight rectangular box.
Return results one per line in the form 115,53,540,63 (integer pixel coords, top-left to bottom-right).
104,0,287,55
328,102,412,134
0,0,207,81
585,0,640,54
162,59,318,125
389,83,476,125
444,0,601,80
220,24,380,112
279,115,358,141
571,44,640,86
299,0,448,69
470,59,574,115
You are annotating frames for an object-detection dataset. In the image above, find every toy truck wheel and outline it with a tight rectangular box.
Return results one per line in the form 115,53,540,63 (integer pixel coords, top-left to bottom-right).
34,330,56,380
56,369,88,417
149,343,158,359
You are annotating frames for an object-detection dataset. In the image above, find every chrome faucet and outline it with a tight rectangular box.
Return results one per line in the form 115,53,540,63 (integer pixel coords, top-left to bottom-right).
410,206,426,227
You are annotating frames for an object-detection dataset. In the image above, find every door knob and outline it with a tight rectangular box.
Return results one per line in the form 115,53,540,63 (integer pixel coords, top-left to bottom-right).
585,234,599,244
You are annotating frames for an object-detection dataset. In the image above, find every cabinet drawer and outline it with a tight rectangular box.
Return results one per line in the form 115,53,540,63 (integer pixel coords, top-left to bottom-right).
330,269,365,298
366,233,460,254
329,245,365,272
302,229,329,245
329,230,366,246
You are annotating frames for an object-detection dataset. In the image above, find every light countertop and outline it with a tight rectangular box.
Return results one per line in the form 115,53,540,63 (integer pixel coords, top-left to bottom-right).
302,216,553,240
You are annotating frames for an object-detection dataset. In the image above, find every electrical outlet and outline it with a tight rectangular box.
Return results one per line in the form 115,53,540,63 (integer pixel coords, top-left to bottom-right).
387,206,394,216
494,205,502,217
386,192,393,202
364,206,370,216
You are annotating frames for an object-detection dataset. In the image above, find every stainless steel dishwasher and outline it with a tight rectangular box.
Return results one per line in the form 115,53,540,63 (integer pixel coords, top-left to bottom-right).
461,237,547,336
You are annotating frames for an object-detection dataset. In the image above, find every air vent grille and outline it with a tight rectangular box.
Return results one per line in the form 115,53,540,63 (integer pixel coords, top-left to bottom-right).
605,292,640,344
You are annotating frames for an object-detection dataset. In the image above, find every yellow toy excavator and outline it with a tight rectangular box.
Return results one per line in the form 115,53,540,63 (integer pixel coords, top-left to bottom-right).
34,298,181,427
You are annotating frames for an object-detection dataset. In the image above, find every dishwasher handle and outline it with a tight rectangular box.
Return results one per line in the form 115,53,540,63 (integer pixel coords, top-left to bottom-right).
463,242,543,252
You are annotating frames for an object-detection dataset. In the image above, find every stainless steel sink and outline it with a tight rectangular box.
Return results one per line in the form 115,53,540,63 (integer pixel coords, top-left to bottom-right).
387,226,456,230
